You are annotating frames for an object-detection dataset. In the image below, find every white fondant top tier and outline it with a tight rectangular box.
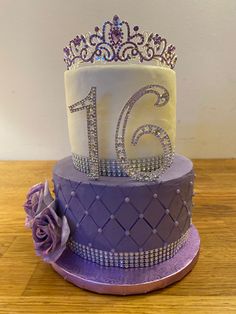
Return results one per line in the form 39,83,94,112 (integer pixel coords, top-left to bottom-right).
64,64,176,160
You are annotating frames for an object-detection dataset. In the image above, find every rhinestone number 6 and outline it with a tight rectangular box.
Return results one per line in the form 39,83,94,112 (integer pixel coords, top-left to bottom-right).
115,85,173,181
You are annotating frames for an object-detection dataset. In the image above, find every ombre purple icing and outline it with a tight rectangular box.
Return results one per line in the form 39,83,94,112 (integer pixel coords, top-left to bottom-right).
53,154,194,255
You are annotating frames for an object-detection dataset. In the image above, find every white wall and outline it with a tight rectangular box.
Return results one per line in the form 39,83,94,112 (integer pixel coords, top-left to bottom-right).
0,0,236,160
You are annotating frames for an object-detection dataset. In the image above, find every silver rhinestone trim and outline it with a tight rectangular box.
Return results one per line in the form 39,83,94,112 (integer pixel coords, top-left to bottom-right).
72,153,165,177
68,229,189,268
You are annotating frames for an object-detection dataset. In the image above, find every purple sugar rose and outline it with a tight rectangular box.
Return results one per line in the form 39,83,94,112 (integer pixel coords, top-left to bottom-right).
24,182,45,228
23,180,70,263
32,204,70,263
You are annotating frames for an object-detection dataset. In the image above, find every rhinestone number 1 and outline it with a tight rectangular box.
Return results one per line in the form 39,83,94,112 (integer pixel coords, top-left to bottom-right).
69,87,99,179
115,85,173,181
69,85,173,181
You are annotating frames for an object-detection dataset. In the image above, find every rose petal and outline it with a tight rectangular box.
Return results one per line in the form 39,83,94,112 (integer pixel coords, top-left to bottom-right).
29,187,70,264
43,181,54,206
42,245,66,263
61,216,70,247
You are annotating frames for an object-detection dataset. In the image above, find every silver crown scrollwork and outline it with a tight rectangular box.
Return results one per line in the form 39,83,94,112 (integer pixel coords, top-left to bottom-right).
64,15,177,70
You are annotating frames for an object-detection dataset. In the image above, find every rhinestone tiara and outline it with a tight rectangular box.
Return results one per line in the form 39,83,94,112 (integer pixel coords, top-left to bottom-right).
63,15,177,70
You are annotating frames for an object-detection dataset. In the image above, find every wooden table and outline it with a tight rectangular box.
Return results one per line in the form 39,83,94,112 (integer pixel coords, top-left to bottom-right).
0,160,235,313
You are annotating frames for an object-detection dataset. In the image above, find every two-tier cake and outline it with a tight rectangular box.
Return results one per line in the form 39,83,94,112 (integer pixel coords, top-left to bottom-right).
23,15,200,295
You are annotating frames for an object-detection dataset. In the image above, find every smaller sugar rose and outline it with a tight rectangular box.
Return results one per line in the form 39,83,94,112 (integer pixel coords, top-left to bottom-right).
24,183,45,228
32,205,70,263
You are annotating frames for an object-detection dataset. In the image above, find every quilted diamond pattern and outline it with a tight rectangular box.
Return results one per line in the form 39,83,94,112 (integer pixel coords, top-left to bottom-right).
143,198,165,228
143,233,163,250
89,200,110,227
77,215,98,240
128,186,153,212
102,219,125,247
92,233,113,250
101,187,124,213
116,236,138,251
53,163,194,252
55,186,70,215
115,202,138,230
130,219,152,246
69,196,85,223
156,214,175,241
75,183,96,209
168,193,184,220
167,225,182,243
177,205,190,234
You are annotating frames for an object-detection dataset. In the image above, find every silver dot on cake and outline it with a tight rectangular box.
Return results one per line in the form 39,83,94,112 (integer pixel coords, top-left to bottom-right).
125,230,130,236
176,189,180,194
96,195,100,200
124,197,130,203
139,213,144,219
152,229,157,234
71,191,76,197
98,228,102,233
110,214,115,219
165,208,170,215
153,193,158,198
175,221,179,226
190,181,193,186
65,204,69,209
183,200,187,205
84,210,88,215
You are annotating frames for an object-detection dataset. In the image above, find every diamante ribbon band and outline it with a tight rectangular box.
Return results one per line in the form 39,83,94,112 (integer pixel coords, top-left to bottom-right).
68,229,189,268
72,153,165,177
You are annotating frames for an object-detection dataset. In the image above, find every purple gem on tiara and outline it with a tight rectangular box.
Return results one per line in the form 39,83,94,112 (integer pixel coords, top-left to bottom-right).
73,36,81,46
168,44,175,52
153,34,161,45
111,28,122,45
63,15,177,70
63,47,70,56
80,35,86,43
113,15,120,26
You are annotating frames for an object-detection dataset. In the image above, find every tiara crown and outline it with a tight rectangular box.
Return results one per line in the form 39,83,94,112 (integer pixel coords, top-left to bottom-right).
64,15,177,70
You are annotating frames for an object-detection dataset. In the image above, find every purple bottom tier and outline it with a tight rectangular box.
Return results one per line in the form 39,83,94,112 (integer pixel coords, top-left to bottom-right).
53,154,194,268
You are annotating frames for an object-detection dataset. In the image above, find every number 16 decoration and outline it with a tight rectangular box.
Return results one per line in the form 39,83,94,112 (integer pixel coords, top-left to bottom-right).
69,84,173,181
69,87,99,179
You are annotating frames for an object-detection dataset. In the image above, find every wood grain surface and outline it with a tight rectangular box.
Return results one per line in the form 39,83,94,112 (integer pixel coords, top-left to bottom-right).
0,160,235,313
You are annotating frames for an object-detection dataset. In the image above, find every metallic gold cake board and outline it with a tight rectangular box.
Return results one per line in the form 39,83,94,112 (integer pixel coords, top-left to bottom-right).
52,225,200,295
